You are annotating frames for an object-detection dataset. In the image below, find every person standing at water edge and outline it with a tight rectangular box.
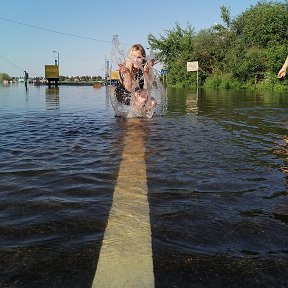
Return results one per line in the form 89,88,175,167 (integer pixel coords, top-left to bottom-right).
115,44,157,109
24,70,28,89
277,55,288,78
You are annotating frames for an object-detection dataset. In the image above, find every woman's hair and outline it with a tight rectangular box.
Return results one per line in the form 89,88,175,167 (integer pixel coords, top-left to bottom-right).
125,44,146,72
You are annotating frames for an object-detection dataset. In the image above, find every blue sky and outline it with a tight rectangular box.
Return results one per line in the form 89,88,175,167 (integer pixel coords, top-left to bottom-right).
0,0,270,77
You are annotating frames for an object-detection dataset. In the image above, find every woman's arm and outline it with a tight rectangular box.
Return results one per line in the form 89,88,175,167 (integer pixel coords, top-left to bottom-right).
143,59,155,89
118,64,132,91
278,56,288,78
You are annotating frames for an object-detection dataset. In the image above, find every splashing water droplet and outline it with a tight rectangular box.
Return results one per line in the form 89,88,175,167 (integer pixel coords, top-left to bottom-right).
108,35,167,118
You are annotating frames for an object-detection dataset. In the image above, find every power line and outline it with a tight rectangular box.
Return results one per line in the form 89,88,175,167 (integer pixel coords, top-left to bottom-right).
0,53,43,76
0,17,131,45
0,53,24,72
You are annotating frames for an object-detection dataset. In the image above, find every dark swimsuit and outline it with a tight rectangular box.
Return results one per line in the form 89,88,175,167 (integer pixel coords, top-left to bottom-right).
115,67,144,105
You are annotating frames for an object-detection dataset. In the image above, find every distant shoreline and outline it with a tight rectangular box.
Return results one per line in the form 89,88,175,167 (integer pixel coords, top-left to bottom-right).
37,82,103,86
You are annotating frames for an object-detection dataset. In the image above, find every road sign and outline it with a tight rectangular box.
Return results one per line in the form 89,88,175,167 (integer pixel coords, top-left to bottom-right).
187,61,199,72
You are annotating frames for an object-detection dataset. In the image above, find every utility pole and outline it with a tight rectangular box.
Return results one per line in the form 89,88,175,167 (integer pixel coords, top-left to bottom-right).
53,50,60,67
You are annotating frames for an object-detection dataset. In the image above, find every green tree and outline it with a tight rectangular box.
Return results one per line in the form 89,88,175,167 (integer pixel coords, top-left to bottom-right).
228,1,288,83
232,1,288,48
220,5,231,28
148,1,288,89
0,73,10,82
148,22,195,86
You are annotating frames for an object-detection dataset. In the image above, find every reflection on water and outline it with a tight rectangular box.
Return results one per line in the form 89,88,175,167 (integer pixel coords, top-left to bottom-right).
186,87,199,114
167,86,288,117
45,87,60,110
147,87,288,287
0,85,288,287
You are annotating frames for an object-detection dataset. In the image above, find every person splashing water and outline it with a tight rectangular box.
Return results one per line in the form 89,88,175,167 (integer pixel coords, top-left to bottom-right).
109,35,165,118
116,44,157,109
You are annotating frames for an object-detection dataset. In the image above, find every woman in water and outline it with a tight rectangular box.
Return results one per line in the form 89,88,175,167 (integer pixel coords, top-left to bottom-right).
115,44,157,110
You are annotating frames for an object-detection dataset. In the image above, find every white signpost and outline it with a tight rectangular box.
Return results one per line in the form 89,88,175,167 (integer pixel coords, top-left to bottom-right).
187,61,199,87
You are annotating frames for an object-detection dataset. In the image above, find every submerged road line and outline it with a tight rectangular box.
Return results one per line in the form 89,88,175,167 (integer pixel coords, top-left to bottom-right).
92,119,154,288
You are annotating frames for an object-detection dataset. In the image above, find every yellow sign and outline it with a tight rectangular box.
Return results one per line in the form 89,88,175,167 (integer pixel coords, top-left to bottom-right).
45,65,59,78
110,71,119,80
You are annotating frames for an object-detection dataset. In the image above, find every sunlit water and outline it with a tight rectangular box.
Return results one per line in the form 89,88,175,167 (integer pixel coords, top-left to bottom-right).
0,84,288,288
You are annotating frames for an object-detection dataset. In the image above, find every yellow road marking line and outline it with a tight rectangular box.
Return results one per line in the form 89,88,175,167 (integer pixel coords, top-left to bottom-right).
92,119,154,288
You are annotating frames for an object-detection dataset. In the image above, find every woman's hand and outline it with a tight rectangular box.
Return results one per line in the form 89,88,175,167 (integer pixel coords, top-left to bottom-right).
143,59,156,73
278,68,286,78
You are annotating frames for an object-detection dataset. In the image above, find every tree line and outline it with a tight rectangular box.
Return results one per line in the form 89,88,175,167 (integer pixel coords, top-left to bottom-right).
0,73,103,84
148,1,288,90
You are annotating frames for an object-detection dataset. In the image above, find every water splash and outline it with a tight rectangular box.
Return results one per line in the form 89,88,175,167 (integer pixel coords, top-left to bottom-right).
110,35,126,69
108,35,167,118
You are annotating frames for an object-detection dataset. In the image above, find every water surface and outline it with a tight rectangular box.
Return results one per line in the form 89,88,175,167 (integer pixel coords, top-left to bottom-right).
0,84,288,287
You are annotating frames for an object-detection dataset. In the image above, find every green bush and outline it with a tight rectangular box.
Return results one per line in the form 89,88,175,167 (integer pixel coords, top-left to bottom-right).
0,73,10,82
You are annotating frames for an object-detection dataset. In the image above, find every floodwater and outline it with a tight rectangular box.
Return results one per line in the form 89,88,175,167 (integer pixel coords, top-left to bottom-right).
0,84,288,288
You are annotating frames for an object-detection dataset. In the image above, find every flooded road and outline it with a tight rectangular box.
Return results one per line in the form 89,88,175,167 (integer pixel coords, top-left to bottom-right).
0,84,287,287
